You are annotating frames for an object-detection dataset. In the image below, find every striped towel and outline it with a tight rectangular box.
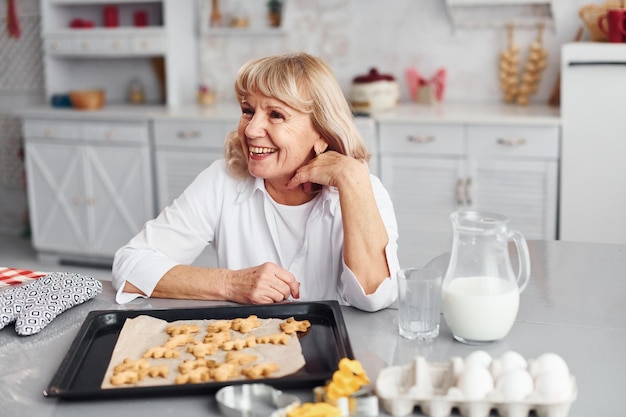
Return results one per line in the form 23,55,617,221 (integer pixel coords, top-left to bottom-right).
0,267,48,288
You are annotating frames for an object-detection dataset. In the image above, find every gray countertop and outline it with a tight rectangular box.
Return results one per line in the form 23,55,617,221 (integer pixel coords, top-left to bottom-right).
1,240,624,416
17,102,560,126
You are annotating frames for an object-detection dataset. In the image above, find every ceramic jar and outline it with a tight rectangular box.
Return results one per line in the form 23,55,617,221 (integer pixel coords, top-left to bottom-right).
350,68,400,113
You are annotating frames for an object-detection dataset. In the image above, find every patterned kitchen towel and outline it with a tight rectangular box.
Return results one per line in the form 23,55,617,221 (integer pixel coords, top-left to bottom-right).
0,267,48,288
1,272,102,336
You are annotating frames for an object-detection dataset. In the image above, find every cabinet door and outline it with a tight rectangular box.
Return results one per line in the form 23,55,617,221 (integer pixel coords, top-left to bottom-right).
85,144,155,257
468,159,558,240
155,150,222,211
381,155,463,268
24,141,89,254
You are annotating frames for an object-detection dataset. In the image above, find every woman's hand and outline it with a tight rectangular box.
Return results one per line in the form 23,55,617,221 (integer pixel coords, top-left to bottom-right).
226,262,300,304
286,151,367,191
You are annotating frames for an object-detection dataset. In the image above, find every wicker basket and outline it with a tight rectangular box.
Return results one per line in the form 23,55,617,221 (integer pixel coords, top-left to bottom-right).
579,1,624,41
69,89,106,110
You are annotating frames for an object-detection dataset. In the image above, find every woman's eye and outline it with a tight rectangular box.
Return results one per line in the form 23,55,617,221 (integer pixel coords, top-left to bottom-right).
241,108,253,118
270,111,284,120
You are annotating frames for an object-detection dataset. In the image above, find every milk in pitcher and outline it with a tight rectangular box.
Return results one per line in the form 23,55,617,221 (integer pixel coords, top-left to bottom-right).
442,276,519,343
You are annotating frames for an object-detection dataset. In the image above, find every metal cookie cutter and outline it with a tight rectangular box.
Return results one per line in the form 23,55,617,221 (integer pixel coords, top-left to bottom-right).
216,383,301,417
313,386,379,416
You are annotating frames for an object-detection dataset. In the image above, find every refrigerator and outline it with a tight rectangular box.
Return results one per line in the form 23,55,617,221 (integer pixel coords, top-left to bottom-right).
560,42,626,244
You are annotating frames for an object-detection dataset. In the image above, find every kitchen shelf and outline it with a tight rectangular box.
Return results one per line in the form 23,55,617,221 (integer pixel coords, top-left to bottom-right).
445,0,554,30
200,27,287,37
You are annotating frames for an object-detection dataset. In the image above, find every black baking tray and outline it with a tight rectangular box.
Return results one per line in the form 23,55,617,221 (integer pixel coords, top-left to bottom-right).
44,301,354,400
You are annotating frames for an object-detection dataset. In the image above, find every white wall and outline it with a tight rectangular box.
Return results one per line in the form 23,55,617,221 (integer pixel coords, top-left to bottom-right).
199,0,594,103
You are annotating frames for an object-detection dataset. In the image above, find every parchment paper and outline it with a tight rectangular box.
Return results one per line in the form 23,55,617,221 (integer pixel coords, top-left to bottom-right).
101,315,306,389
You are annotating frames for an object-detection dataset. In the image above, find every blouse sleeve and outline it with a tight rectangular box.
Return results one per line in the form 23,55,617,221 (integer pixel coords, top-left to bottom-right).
111,160,225,304
339,174,400,312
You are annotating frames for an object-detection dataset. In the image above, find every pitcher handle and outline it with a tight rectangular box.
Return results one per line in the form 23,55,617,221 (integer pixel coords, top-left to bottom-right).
509,230,531,293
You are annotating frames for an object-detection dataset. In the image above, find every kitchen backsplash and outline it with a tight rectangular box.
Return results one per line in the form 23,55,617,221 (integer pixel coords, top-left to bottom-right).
198,0,593,104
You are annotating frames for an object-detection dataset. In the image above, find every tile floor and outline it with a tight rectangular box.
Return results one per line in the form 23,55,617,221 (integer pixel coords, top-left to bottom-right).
0,233,113,282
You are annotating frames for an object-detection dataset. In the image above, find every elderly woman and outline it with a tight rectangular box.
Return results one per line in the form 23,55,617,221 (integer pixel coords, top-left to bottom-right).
112,52,399,312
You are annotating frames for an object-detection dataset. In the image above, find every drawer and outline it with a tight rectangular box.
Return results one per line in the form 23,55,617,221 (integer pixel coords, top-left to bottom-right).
44,37,74,54
131,35,166,54
467,125,560,159
23,120,81,140
153,120,230,149
378,123,465,156
82,122,148,144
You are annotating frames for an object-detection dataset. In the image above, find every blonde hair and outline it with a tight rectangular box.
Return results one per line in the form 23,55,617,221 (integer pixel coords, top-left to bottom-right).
225,52,370,179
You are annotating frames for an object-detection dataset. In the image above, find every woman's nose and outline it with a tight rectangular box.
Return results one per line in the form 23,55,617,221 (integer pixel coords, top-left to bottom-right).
245,114,266,138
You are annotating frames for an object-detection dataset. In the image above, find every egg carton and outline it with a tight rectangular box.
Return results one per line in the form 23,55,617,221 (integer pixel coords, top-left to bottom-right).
375,355,577,417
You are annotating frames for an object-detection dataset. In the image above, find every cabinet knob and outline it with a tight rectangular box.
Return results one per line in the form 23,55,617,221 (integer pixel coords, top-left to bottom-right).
497,137,527,147
177,130,201,139
73,196,84,205
407,135,435,144
81,41,90,50
105,130,116,140
44,128,54,137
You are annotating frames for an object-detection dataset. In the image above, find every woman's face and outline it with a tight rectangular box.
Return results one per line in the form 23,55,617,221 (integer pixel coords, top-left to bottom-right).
238,91,325,189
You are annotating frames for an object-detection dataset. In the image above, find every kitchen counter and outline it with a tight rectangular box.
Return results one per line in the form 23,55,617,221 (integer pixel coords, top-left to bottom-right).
18,101,561,125
1,240,624,416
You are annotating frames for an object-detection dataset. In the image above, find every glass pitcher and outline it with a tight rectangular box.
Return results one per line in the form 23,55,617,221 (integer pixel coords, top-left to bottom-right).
441,210,530,344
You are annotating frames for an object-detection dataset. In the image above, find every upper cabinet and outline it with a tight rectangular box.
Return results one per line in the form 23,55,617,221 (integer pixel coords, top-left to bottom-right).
40,0,198,107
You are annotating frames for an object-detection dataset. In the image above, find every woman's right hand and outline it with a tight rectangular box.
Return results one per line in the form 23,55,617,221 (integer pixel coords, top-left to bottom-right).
225,262,300,304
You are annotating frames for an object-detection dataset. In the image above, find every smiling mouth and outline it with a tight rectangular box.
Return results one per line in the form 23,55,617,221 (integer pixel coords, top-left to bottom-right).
249,146,278,157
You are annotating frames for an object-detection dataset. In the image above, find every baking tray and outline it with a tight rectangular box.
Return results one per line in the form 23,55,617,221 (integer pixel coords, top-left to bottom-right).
44,301,354,400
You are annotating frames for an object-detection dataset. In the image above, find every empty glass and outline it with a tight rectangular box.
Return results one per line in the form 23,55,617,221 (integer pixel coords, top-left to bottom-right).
397,267,442,341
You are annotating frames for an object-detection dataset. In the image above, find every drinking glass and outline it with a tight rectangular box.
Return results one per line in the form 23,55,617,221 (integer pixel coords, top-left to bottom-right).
397,267,442,341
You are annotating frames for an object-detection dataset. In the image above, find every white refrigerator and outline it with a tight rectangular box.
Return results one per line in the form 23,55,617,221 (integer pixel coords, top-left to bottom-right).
560,42,626,244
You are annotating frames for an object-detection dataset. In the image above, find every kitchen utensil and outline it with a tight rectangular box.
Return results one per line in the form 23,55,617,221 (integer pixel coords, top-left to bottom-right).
441,210,530,344
579,1,622,41
216,384,300,417
69,89,106,110
44,301,353,399
598,8,626,42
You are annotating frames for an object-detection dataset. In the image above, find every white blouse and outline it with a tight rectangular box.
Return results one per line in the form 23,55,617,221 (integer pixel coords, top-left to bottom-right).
112,159,400,311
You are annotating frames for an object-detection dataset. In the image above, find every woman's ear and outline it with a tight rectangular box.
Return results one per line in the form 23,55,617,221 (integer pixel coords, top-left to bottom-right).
314,139,329,156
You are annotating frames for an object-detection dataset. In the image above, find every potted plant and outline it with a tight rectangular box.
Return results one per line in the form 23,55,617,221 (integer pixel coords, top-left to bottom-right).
267,0,283,27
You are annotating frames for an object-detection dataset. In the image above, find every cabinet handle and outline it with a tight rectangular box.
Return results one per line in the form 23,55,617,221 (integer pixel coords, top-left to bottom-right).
464,177,473,206
497,137,527,147
88,197,97,205
456,178,465,205
73,196,84,205
407,135,435,144
81,41,90,50
105,130,116,140
44,128,54,137
177,130,201,139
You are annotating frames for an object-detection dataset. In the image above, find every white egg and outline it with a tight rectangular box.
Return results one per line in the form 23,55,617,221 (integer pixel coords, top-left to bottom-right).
534,370,573,402
500,351,528,373
465,350,493,368
457,365,494,400
529,352,569,378
495,369,534,401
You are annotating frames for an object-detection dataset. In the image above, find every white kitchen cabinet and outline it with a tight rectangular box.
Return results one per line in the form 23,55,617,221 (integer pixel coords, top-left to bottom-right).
41,0,197,107
560,43,626,244
153,119,233,211
23,117,155,263
379,121,559,268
